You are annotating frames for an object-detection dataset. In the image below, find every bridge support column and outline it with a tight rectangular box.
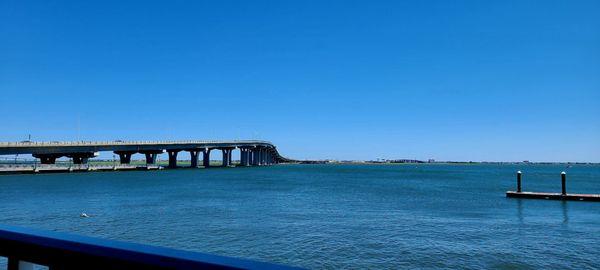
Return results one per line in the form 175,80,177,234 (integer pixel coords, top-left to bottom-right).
167,150,180,168
265,150,269,165
256,149,261,166
145,153,157,164
73,157,88,164
203,149,211,168
246,149,252,166
240,148,250,166
254,148,261,166
264,149,268,165
239,149,246,166
33,154,61,164
252,149,259,166
257,148,263,166
246,148,252,166
42,156,57,164
67,152,98,165
140,150,163,165
221,149,232,167
264,149,269,165
114,151,135,164
188,150,200,168
259,149,265,165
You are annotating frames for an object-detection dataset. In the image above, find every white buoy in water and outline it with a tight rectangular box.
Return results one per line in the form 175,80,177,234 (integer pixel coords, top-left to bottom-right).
80,213,89,218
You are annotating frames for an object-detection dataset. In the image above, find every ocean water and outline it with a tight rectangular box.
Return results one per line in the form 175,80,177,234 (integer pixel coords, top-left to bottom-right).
0,164,598,269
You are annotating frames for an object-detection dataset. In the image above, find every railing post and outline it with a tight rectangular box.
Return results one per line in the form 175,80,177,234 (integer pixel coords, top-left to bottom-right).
517,171,522,193
561,171,567,195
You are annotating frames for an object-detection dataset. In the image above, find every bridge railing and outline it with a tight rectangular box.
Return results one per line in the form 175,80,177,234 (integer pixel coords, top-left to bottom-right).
0,225,298,270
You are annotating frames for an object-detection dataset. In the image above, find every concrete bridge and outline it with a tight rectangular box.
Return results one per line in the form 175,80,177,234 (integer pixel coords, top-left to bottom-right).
0,140,292,168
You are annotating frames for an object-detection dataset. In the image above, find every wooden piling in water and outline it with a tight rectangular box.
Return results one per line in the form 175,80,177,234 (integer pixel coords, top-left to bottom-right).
517,171,522,193
561,172,566,196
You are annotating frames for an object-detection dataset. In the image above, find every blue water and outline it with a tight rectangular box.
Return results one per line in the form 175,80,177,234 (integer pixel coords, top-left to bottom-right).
0,164,599,269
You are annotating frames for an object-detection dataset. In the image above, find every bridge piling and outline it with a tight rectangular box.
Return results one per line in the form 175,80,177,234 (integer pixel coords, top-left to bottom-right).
242,148,251,166
246,149,252,166
145,153,156,164
114,151,134,164
67,153,97,165
220,148,233,167
33,154,59,165
247,149,252,166
221,149,228,167
203,149,211,168
167,150,179,168
239,149,246,166
42,157,56,164
141,150,163,165
188,150,200,168
252,149,259,166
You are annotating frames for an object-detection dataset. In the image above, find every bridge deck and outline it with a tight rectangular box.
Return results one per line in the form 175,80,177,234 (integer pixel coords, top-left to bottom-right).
0,140,276,154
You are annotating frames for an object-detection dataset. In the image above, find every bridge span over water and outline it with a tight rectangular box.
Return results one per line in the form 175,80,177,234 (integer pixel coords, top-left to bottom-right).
0,140,292,168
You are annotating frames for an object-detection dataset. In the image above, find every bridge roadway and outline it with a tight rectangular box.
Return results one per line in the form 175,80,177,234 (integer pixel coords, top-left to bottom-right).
0,140,292,168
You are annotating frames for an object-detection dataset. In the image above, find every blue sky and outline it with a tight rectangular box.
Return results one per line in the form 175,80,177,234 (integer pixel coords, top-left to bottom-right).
1,0,599,162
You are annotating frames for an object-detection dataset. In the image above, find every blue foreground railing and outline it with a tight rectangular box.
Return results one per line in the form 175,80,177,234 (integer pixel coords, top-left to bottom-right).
0,225,300,270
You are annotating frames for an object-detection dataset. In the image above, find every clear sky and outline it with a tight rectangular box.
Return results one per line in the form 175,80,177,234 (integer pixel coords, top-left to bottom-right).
1,0,599,162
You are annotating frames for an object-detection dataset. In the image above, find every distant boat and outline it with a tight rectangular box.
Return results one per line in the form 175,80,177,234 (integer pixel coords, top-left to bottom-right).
80,213,89,218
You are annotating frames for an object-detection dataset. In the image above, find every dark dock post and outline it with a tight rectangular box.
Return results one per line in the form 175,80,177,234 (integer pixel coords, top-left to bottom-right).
561,172,567,196
517,171,522,192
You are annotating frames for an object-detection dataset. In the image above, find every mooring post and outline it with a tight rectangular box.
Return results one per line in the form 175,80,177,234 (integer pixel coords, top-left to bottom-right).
517,171,522,192
561,172,567,195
